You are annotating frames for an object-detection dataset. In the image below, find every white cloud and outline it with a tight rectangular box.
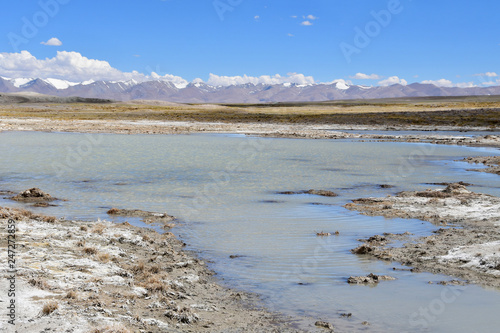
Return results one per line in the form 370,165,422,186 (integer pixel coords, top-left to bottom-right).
306,15,318,20
421,79,453,87
291,15,298,19
287,33,294,37
455,82,476,88
421,79,475,88
254,15,260,20
0,51,188,87
300,20,313,26
40,37,62,46
5,51,490,90
349,73,382,80
474,72,498,77
378,76,407,86
206,73,316,87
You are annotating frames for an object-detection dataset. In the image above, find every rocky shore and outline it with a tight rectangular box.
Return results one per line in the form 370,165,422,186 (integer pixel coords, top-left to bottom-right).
344,183,500,288
0,206,305,333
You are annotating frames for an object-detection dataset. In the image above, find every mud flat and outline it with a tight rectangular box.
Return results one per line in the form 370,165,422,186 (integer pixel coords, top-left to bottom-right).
462,155,500,175
344,183,500,288
0,206,307,333
1,117,499,149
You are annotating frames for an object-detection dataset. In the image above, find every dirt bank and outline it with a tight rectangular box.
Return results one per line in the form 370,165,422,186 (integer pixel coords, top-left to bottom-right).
1,117,499,148
462,155,500,175
0,206,308,333
344,184,500,288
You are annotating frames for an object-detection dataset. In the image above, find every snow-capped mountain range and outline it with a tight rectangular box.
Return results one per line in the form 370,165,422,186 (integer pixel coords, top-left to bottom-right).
1,76,500,103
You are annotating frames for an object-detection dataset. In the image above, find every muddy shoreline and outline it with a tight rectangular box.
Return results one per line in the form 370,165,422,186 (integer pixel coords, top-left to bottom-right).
1,116,499,145
345,183,500,288
0,206,313,332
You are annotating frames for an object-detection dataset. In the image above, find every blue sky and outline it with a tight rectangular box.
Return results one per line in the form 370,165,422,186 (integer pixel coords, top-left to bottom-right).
1,0,499,87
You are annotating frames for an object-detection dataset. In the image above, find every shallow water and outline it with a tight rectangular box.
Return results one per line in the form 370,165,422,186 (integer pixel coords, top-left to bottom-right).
336,129,497,138
1,131,500,332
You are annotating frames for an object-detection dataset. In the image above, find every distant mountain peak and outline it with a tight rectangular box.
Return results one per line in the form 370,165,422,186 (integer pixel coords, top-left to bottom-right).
0,76,498,103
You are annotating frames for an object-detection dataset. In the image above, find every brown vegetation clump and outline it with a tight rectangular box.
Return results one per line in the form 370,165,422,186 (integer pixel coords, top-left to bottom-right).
141,275,168,293
416,183,469,198
43,215,57,223
278,189,338,197
149,264,161,274
107,208,120,215
28,278,50,290
130,261,146,274
65,290,78,300
351,245,374,255
42,301,59,316
306,189,338,197
92,223,106,235
11,188,56,202
97,253,110,263
14,208,34,219
0,206,57,222
83,247,98,255
416,190,451,198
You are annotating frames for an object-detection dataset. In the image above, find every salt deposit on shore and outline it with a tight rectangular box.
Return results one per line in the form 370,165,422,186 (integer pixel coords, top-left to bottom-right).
345,184,500,288
0,206,304,332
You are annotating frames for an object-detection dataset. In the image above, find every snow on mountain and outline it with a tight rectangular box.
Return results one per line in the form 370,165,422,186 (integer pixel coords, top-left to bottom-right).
335,81,349,90
0,76,499,103
44,78,80,90
12,78,35,88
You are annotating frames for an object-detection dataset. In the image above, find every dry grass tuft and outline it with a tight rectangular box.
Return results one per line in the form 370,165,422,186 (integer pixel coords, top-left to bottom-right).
17,208,34,218
80,225,88,232
65,290,78,299
142,275,168,292
0,207,57,223
83,247,98,255
131,261,145,274
107,208,120,215
92,223,106,235
97,253,110,263
42,301,59,316
28,278,50,290
149,264,161,274
43,215,57,223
